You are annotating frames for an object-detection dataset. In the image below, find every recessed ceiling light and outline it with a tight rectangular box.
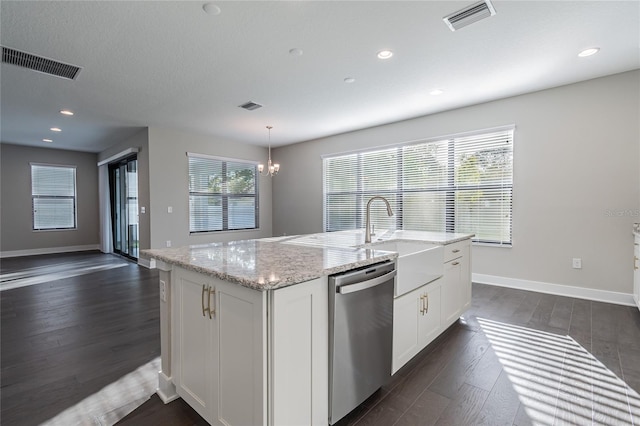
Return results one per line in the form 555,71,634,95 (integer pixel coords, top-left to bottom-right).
377,50,393,59
50,127,61,132
43,139,53,143
578,47,600,57
60,110,74,116
430,89,444,96
202,3,221,15
344,77,356,84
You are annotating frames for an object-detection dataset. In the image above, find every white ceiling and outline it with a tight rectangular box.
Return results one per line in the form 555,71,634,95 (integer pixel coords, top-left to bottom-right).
1,1,638,152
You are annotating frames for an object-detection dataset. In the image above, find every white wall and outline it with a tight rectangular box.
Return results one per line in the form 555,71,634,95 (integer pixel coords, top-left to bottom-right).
272,70,640,295
147,127,272,249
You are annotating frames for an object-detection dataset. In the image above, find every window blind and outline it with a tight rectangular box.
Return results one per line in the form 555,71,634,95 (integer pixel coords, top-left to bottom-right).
31,164,77,230
323,127,514,245
188,154,258,233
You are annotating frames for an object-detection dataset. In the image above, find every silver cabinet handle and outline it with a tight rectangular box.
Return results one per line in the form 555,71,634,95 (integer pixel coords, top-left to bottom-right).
419,294,425,315
452,249,460,253
208,286,216,319
425,293,429,314
201,285,207,317
452,261,460,266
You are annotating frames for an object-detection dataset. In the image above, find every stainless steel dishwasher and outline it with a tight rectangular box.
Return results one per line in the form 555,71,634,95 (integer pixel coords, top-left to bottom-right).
329,261,396,425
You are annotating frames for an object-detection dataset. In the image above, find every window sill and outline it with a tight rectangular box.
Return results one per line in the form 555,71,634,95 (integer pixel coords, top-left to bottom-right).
472,241,512,248
189,227,261,236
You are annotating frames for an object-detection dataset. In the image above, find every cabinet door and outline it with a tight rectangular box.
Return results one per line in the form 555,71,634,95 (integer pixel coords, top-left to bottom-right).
215,278,266,426
392,280,443,374
392,286,422,374
270,277,328,426
442,245,471,327
441,259,462,327
172,270,215,423
459,245,471,313
418,285,441,348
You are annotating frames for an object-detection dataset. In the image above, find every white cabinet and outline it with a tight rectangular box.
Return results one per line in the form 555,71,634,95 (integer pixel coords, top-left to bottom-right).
392,280,441,374
270,277,328,426
441,240,471,328
392,238,472,374
172,268,266,426
172,270,214,420
171,268,328,426
634,234,640,311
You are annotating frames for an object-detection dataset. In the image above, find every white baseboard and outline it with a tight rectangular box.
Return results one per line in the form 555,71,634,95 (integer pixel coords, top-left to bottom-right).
137,257,156,269
157,371,178,404
472,273,636,306
0,244,100,258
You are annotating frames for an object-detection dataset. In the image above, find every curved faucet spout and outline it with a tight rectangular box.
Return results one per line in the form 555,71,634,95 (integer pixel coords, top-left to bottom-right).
365,196,394,243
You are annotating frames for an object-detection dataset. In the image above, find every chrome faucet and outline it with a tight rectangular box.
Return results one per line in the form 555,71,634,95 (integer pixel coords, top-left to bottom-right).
365,196,394,243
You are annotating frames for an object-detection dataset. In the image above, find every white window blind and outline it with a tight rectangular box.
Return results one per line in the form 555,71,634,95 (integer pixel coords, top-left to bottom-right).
188,154,258,233
323,127,514,245
31,164,77,230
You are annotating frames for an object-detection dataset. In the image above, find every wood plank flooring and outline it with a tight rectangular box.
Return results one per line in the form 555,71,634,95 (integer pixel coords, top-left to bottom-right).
0,251,160,426
120,283,640,426
2,251,639,426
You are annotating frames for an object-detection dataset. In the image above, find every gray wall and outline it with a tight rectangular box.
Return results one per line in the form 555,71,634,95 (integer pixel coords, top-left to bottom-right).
98,128,151,251
147,127,272,249
272,70,640,294
0,143,99,253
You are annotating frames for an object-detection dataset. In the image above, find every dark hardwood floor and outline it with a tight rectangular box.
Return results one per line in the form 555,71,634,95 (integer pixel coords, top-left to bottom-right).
0,251,160,426
2,251,639,425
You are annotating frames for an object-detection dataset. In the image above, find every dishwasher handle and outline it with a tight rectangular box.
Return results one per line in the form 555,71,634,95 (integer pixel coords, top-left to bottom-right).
337,270,396,295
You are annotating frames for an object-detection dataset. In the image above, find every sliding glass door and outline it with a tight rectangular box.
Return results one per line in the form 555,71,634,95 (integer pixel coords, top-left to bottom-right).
109,156,139,259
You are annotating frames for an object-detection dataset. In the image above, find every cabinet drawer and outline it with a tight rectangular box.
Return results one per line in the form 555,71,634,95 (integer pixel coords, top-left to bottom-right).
443,240,469,263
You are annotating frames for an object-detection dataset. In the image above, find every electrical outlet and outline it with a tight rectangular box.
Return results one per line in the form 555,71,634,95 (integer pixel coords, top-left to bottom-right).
572,258,582,269
167,206,173,213
140,206,145,214
160,280,167,302
166,240,172,248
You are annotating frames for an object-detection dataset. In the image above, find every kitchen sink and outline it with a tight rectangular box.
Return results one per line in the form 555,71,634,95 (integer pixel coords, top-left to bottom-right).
368,241,443,297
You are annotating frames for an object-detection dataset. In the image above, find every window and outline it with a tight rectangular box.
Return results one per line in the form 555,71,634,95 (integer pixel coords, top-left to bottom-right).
31,164,77,230
323,127,514,245
188,153,259,233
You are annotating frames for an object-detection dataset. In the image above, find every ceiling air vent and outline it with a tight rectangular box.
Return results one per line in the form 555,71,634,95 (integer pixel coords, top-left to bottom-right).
443,0,496,31
1,46,82,80
239,101,263,111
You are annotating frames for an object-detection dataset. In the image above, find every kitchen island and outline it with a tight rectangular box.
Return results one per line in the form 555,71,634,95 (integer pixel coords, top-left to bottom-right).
142,229,473,426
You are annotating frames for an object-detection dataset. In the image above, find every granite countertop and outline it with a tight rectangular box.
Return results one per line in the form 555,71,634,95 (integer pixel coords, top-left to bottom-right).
141,229,473,291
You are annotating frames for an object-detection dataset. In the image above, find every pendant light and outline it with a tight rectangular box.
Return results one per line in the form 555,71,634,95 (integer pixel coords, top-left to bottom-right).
258,126,279,177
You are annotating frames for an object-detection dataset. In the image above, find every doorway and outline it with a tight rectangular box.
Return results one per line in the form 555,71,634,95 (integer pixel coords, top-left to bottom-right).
109,156,139,260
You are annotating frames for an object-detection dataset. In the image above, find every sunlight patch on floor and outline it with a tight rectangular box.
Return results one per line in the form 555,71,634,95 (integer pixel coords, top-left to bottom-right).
478,318,640,426
0,258,129,291
40,357,160,426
